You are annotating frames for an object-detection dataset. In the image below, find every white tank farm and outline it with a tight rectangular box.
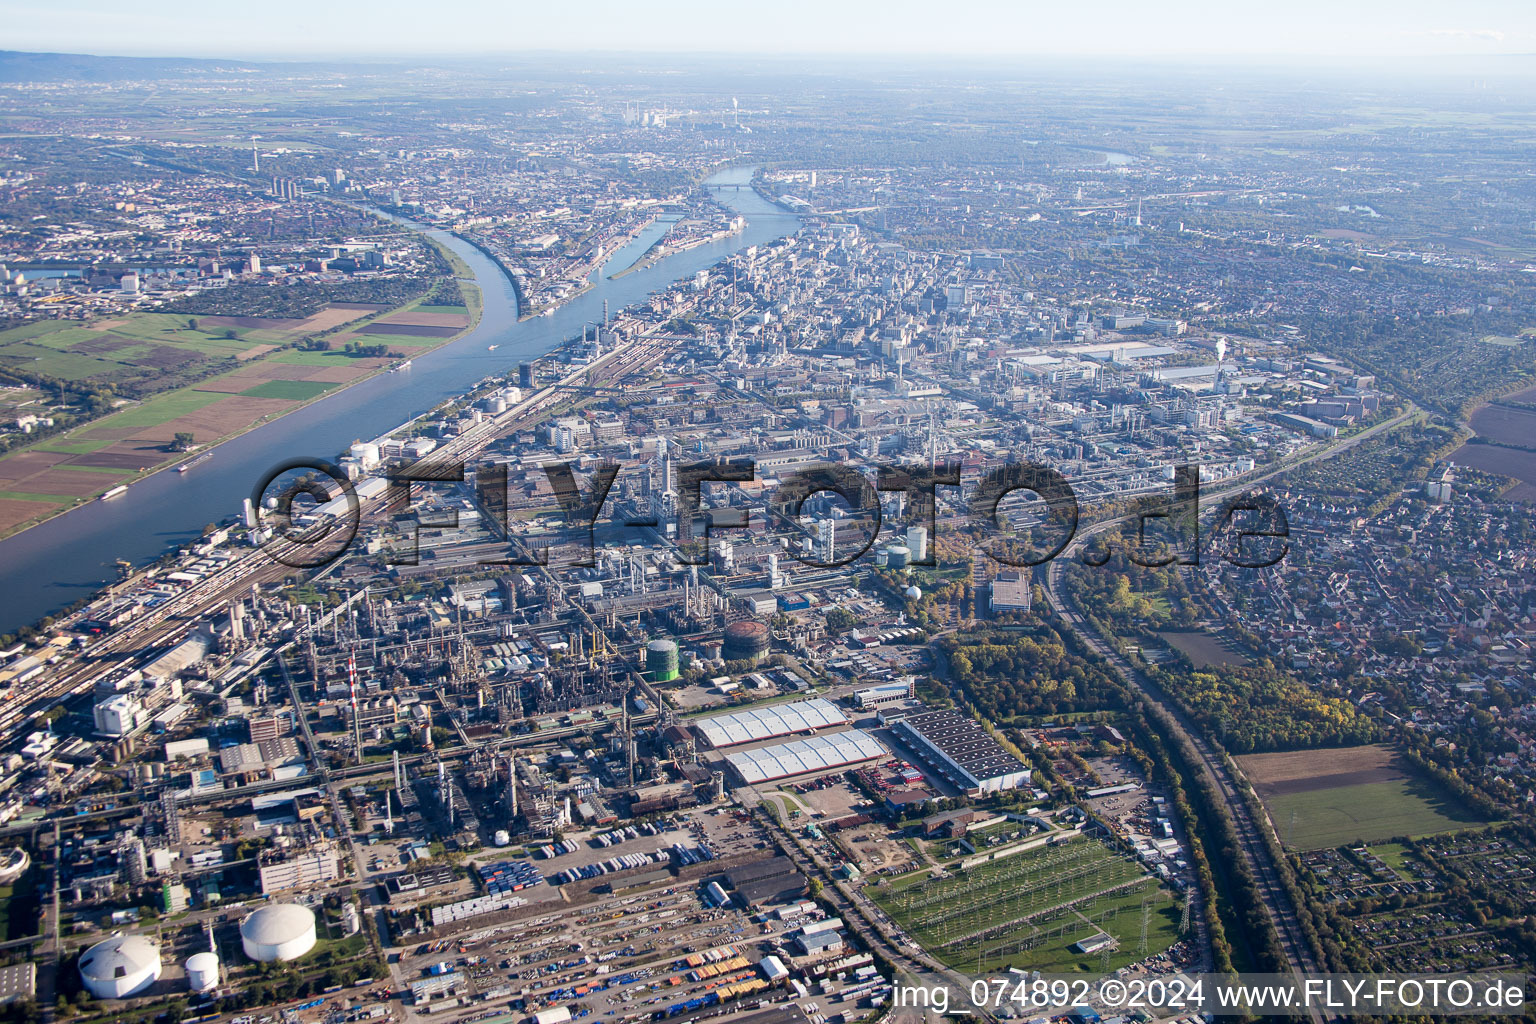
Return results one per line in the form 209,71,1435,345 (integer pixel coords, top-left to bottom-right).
241,903,317,962
185,951,219,993
80,933,162,998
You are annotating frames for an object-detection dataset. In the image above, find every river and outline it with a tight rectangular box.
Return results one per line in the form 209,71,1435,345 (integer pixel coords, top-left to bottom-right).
0,165,796,636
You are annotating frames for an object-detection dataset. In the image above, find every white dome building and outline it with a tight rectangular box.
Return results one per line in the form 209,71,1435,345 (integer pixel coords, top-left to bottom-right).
185,952,219,993
241,903,317,963
80,934,162,999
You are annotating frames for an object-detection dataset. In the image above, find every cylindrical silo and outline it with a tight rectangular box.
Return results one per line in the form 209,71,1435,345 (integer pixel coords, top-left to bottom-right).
646,639,680,682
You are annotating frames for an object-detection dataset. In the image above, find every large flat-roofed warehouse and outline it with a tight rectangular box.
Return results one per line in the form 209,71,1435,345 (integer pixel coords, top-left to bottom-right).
889,708,1031,794
725,729,885,784
726,856,797,887
695,697,847,749
724,856,806,906
725,1006,813,1024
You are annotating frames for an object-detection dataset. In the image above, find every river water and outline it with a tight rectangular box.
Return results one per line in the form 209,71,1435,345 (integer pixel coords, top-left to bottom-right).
0,166,795,636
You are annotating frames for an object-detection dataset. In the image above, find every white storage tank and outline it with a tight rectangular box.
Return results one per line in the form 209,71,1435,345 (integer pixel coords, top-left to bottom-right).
241,903,317,963
80,933,162,998
348,442,381,469
185,951,219,993
493,830,511,846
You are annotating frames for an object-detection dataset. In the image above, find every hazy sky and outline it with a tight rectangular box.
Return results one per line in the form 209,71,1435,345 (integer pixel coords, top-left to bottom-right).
3,0,1535,60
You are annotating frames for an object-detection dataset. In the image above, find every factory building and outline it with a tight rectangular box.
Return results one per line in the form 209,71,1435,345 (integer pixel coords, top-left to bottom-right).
258,850,341,894
694,697,847,748
724,729,885,784
888,708,1031,794
850,677,915,709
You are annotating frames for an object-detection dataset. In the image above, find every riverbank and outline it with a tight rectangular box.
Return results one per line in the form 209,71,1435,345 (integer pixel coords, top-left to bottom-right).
0,164,798,636
609,227,740,281
0,276,484,541
513,213,668,319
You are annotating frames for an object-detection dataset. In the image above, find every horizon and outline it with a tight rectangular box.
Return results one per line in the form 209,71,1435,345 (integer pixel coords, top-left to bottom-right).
2,0,1534,62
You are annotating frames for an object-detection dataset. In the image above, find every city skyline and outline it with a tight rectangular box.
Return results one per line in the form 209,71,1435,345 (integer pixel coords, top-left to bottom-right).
0,31,1533,1024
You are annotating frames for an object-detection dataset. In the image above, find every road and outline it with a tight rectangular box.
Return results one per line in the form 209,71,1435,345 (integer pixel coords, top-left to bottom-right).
1039,410,1415,1018
744,790,986,1024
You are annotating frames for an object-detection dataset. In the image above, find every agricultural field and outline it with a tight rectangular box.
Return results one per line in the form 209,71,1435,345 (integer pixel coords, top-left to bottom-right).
0,298,473,536
870,834,1180,974
0,309,377,389
1238,745,1487,851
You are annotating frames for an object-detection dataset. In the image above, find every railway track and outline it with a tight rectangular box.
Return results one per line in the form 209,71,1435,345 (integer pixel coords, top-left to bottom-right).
1,321,691,753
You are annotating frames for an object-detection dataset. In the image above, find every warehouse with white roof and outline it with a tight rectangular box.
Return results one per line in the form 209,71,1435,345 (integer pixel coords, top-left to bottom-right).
694,698,847,749
725,729,885,784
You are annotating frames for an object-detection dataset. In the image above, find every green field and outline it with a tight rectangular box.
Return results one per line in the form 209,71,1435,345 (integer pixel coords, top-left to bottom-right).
1263,777,1486,851
272,349,358,366
240,379,334,400
373,335,444,348
0,312,269,384
870,835,1180,974
86,389,225,431
1367,842,1414,877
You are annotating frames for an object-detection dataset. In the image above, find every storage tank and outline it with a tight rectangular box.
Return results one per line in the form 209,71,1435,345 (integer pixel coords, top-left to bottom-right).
348,442,380,469
240,903,317,963
886,545,911,570
185,951,219,993
80,933,162,998
494,830,511,847
722,620,770,665
904,585,922,601
646,639,680,682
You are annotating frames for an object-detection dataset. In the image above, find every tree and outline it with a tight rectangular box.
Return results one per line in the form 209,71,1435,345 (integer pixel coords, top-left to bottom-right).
807,877,823,898
825,608,859,633
172,431,195,451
